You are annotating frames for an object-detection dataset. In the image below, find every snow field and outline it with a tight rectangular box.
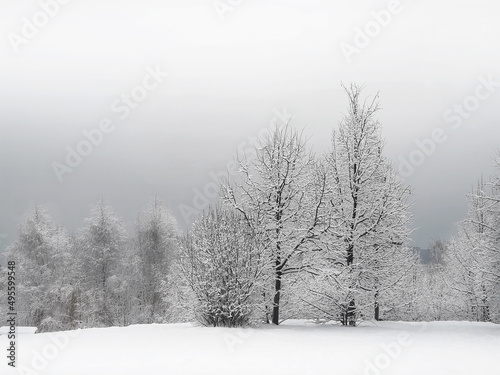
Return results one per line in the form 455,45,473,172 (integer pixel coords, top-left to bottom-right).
1,320,499,375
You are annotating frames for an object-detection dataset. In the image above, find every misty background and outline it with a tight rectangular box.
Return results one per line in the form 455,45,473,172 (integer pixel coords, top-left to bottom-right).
1,0,499,252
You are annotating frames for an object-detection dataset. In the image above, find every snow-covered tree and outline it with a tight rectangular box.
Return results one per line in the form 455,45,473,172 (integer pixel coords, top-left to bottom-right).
180,205,266,327
134,197,180,323
446,171,500,322
5,207,75,331
76,199,127,327
221,124,329,324
309,84,415,324
407,241,456,322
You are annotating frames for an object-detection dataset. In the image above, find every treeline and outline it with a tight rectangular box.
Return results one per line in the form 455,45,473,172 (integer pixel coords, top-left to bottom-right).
1,197,184,332
1,84,499,331
424,174,500,323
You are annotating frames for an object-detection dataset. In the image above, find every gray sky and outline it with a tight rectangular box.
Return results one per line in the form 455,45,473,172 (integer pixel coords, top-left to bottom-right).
1,0,499,251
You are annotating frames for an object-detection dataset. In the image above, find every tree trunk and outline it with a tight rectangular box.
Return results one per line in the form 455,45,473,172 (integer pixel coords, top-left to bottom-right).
346,242,356,325
272,270,282,325
347,243,354,266
374,291,380,321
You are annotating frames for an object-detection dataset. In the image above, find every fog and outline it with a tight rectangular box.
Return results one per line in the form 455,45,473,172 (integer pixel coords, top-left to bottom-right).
1,0,499,251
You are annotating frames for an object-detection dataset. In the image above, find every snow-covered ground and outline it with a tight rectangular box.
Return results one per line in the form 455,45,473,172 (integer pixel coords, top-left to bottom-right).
2,320,499,375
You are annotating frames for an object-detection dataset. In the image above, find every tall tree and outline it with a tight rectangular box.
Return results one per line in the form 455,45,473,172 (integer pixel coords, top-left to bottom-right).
314,84,414,324
134,197,179,323
446,171,500,322
222,124,329,324
5,207,75,331
77,199,126,327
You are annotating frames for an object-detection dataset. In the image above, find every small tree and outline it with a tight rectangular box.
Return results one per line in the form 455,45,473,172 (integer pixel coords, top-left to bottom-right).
180,205,265,327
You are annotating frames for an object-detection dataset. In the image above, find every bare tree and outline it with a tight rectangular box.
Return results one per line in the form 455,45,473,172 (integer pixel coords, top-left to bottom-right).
221,124,329,324
314,84,414,324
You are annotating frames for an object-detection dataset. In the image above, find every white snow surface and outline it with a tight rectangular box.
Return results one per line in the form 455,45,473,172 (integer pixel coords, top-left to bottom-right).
2,320,499,375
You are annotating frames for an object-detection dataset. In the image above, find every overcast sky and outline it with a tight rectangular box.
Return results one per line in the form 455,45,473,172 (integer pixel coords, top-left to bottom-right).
1,0,499,251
